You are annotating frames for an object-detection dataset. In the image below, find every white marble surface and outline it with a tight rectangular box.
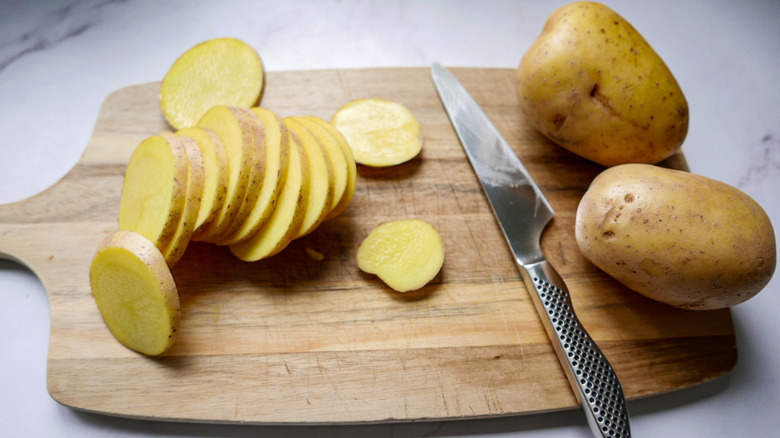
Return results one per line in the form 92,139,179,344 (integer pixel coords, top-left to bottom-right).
1,0,779,436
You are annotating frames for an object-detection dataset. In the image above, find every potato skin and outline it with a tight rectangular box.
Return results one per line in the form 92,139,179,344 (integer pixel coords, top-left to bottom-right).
517,2,688,166
575,164,776,309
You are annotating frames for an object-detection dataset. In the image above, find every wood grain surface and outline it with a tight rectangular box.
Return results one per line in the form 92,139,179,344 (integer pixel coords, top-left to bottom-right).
0,68,736,424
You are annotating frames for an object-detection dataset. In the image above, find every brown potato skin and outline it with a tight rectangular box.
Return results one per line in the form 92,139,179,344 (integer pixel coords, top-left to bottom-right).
575,164,776,310
517,2,688,166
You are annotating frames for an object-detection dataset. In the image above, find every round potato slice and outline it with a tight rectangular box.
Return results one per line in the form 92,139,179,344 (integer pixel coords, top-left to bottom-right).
89,230,180,356
118,134,188,251
229,132,309,261
284,117,335,238
357,219,444,292
160,37,264,130
175,126,229,235
304,116,357,220
331,98,422,167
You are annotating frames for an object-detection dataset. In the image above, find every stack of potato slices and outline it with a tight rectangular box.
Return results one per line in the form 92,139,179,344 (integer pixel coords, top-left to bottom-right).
119,106,357,266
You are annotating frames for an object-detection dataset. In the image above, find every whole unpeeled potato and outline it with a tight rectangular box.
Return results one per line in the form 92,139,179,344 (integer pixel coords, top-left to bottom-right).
575,164,776,310
518,2,689,166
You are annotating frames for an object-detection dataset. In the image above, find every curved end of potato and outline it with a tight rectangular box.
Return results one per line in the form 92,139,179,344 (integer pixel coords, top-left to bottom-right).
90,230,180,356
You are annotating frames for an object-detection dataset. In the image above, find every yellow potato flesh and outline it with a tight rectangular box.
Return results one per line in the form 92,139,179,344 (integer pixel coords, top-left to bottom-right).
229,133,310,261
160,37,264,130
175,127,229,234
517,2,688,166
357,219,444,292
332,98,422,167
160,133,204,266
195,106,255,242
119,134,188,251
218,107,290,245
89,230,180,356
219,107,268,240
305,116,357,220
292,116,348,217
284,117,335,237
575,164,776,309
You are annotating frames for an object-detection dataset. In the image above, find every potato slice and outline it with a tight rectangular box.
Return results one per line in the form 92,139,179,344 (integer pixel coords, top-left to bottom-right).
284,117,335,238
218,108,290,245
304,116,357,220
218,107,268,240
229,132,310,261
118,134,188,251
175,127,228,235
357,219,444,292
159,133,204,266
292,116,349,219
89,230,180,356
194,106,255,242
160,37,264,130
331,98,422,167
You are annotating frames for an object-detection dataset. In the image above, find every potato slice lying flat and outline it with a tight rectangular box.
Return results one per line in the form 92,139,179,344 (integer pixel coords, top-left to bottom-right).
229,132,310,261
357,219,444,292
160,37,264,130
332,98,422,167
284,117,335,238
195,106,255,242
292,116,349,219
175,126,229,235
119,134,188,251
160,133,205,266
218,107,290,245
89,230,180,356
304,116,357,220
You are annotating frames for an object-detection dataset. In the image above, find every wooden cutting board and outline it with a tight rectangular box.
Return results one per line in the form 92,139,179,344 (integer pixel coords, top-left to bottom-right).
0,68,736,424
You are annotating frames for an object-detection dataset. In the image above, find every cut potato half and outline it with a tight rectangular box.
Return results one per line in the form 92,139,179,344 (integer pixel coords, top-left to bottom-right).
304,116,357,220
160,37,264,130
357,219,444,292
160,133,205,266
175,126,229,235
284,117,335,238
218,107,290,245
332,98,422,167
230,132,310,261
119,134,188,251
194,105,255,243
89,230,180,356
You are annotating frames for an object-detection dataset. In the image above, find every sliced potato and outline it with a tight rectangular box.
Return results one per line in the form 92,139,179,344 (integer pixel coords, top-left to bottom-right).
229,132,310,261
284,117,335,238
89,230,180,356
332,98,422,167
218,107,268,240
176,126,228,235
118,134,188,251
160,133,205,266
357,219,444,292
194,105,255,242
292,116,349,219
160,37,264,130
218,107,290,245
304,115,357,220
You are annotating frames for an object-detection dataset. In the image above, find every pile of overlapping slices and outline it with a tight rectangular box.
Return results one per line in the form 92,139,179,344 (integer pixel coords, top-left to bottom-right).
119,106,357,266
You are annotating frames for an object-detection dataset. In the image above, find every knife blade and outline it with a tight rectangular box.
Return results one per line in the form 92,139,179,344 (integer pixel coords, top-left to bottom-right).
431,63,631,438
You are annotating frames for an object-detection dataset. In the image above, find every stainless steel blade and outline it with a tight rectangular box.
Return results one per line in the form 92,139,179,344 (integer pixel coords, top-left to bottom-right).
431,63,631,438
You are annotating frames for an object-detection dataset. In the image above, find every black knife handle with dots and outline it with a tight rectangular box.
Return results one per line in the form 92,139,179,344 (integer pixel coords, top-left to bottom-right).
519,260,631,438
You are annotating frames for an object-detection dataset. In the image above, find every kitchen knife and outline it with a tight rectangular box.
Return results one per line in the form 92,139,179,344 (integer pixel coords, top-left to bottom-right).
431,63,631,438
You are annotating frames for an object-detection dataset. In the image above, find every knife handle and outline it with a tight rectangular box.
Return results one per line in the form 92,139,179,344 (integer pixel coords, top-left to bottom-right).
519,260,631,438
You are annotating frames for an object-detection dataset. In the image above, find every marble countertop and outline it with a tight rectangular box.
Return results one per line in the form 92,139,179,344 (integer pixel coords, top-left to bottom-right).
1,1,779,436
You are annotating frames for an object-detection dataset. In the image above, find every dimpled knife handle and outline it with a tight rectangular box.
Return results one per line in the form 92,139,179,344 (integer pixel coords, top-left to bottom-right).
520,259,631,438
